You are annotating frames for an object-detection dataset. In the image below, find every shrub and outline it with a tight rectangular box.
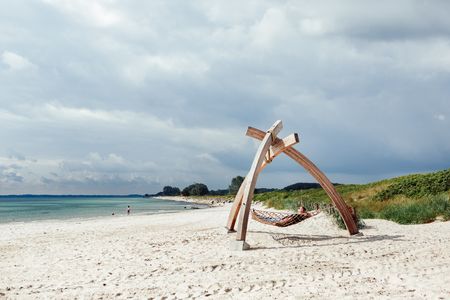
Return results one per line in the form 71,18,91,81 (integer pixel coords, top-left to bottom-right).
325,207,365,230
162,186,181,196
375,169,450,200
181,183,209,196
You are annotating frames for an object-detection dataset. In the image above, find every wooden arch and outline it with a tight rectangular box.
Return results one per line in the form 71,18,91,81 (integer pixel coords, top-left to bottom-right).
226,120,359,250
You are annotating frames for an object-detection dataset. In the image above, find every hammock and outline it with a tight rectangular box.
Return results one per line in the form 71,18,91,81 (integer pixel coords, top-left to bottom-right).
251,209,319,227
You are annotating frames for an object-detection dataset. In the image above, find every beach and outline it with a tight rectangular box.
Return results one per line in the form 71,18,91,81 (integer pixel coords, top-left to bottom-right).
1,204,449,299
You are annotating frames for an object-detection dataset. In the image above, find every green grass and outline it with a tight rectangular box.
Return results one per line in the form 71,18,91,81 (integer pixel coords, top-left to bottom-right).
373,193,450,224
253,168,450,226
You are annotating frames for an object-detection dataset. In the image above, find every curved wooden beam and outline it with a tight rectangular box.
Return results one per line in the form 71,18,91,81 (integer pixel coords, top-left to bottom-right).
226,133,299,232
246,127,359,235
226,173,247,232
236,121,283,242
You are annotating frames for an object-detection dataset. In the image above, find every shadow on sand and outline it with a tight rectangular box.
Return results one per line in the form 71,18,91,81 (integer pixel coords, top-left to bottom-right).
246,230,406,250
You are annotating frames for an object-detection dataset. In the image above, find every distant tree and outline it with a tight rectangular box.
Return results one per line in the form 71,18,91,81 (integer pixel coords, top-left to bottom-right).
181,186,191,196
181,183,209,196
190,183,209,196
162,186,181,196
228,175,245,195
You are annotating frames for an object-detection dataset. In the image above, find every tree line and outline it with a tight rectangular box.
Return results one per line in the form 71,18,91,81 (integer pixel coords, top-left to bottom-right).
151,175,325,197
154,176,245,197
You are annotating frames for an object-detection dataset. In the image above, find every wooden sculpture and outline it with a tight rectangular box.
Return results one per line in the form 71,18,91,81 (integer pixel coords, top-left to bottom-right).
226,120,359,250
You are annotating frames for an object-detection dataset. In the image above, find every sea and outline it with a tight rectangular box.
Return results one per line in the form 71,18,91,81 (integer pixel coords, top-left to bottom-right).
0,195,205,224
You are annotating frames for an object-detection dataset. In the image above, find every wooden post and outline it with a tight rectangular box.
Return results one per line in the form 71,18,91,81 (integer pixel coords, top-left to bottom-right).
235,121,283,243
225,133,299,232
225,175,247,233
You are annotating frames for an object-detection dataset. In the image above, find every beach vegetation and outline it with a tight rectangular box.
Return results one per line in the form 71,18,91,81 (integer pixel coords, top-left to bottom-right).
181,183,209,196
253,168,450,225
374,169,450,200
162,186,181,196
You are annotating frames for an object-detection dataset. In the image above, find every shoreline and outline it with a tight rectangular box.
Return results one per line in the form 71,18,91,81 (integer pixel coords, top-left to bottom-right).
0,196,209,225
0,208,190,226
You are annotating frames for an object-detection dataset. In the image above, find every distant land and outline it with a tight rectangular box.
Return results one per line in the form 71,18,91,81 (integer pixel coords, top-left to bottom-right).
148,181,341,198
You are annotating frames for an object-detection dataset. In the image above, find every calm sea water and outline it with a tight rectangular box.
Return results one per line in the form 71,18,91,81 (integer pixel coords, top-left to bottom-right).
0,196,204,223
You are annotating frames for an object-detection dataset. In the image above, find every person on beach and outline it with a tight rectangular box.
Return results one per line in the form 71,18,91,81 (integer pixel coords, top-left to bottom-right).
297,206,312,217
127,205,130,215
277,205,312,226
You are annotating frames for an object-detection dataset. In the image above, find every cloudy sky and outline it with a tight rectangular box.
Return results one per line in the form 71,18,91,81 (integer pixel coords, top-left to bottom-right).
1,0,449,194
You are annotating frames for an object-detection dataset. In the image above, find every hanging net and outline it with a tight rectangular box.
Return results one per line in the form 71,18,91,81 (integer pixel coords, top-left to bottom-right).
251,209,319,227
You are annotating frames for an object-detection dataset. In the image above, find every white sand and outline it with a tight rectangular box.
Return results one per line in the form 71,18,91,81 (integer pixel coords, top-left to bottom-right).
1,204,449,299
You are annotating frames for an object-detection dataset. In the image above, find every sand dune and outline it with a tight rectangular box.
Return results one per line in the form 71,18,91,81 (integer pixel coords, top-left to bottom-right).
0,204,449,299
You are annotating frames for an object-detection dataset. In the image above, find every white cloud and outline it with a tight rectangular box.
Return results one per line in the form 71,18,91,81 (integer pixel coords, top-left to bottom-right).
122,54,210,84
41,0,124,27
0,153,160,193
434,114,446,121
250,7,292,48
0,101,248,193
417,40,450,72
0,103,245,152
1,51,35,71
196,153,220,164
299,18,329,36
41,103,125,123
60,152,155,173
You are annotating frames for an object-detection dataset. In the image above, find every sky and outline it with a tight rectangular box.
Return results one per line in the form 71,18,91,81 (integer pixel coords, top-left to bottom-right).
0,0,449,194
